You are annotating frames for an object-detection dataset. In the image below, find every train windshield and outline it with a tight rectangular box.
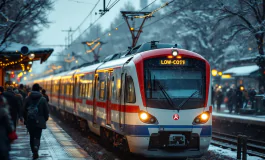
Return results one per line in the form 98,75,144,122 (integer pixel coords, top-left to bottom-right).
144,58,206,110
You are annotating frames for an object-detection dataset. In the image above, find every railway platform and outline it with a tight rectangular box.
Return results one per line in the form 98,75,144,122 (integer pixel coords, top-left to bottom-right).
212,104,265,126
10,117,94,160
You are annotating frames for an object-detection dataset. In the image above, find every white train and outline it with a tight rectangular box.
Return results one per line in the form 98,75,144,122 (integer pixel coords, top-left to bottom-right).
27,42,212,158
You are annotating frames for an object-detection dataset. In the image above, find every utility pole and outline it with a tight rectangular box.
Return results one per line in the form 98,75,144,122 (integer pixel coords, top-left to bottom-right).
99,0,109,16
62,27,75,48
121,11,152,48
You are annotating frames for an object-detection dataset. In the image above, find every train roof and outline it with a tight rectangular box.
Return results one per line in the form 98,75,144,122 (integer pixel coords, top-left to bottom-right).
31,41,208,82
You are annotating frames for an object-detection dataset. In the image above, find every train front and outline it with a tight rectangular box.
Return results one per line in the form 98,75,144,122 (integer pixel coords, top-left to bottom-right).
128,48,212,158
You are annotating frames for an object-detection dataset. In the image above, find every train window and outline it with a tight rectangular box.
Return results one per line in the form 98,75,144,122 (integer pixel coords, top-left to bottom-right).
78,83,82,97
99,81,105,100
116,79,121,101
82,84,86,97
61,84,64,95
87,83,92,98
70,84,73,96
125,76,136,103
66,84,70,96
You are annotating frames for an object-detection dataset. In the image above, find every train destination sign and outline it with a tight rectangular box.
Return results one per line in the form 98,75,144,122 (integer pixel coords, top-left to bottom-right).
159,59,187,66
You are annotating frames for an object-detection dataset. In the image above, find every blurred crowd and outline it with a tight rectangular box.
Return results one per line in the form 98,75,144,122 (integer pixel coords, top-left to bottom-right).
0,84,49,160
212,83,265,113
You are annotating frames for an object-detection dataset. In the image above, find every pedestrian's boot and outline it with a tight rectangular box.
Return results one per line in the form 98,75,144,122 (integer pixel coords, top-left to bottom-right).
32,138,40,159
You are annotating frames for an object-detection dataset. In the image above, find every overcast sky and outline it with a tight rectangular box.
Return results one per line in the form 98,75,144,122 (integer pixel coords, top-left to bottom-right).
38,0,150,53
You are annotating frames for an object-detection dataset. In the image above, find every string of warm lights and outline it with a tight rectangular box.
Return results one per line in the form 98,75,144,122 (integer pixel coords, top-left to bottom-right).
64,54,76,63
86,41,101,54
86,38,100,46
49,64,62,70
134,1,172,18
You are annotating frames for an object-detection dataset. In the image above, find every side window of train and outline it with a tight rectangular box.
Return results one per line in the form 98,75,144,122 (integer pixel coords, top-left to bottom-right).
99,81,105,100
87,83,92,98
125,76,136,103
78,83,82,97
61,84,64,95
116,78,121,101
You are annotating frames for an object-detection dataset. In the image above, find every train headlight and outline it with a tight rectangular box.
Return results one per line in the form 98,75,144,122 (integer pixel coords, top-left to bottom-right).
172,50,178,56
140,112,148,121
138,111,157,124
193,111,210,124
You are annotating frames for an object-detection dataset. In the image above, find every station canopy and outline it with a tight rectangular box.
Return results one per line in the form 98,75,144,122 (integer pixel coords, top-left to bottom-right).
0,41,53,71
223,65,259,77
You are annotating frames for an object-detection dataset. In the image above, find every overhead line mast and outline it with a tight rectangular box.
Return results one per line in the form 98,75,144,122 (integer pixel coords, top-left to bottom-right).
121,11,152,48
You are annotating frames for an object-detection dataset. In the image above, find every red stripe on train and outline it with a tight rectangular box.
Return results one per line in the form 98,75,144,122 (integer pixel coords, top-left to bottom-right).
85,100,139,113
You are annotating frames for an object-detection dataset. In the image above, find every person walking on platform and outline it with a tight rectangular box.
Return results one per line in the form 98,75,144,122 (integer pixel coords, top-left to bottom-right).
41,89,49,103
226,87,234,113
249,88,256,109
235,86,243,114
216,88,224,112
0,95,18,160
211,86,215,108
2,87,23,130
259,86,264,94
243,89,249,108
23,83,49,159
19,84,27,100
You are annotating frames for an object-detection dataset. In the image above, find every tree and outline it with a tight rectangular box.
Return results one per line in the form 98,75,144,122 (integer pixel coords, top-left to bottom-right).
218,0,264,55
0,0,53,47
218,0,265,88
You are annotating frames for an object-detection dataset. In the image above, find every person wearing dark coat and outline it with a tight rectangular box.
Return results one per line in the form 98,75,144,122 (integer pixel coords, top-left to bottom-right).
19,84,27,100
216,88,224,112
23,83,49,159
249,88,257,109
2,86,23,129
235,86,243,114
226,88,234,113
0,95,16,160
41,89,49,103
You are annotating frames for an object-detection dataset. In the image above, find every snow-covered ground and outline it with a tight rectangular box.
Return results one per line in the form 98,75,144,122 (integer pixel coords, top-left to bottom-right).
209,145,263,160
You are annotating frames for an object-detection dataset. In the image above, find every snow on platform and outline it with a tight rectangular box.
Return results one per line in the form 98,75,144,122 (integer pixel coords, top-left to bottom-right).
209,145,263,160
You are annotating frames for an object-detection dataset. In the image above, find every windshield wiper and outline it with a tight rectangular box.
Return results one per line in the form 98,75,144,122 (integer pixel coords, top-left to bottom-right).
177,90,198,112
154,78,176,109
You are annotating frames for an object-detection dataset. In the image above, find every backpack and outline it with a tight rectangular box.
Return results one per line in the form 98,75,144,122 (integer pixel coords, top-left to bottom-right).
27,98,42,122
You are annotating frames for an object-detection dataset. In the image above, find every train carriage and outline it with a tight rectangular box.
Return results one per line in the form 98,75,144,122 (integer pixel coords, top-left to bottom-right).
28,42,212,158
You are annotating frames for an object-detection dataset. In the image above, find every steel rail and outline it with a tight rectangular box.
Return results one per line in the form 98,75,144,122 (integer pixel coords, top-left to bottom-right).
211,131,265,159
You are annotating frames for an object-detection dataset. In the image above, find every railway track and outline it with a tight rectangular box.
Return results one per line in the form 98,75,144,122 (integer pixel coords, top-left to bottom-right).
211,131,265,159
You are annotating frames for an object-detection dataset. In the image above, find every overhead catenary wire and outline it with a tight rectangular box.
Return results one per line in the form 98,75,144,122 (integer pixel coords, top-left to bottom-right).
70,0,121,45
106,0,112,8
70,0,100,39
142,1,193,29
106,0,120,10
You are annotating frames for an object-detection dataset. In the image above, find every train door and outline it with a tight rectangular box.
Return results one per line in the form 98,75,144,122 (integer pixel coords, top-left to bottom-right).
119,72,126,130
73,77,77,114
92,74,98,123
57,79,61,108
106,71,113,125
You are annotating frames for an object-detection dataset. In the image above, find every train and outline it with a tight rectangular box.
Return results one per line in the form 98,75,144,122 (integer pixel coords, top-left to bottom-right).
26,41,212,158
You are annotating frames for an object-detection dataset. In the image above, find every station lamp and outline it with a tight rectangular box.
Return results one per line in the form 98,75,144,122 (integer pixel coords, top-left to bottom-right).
211,69,218,76
28,53,35,60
